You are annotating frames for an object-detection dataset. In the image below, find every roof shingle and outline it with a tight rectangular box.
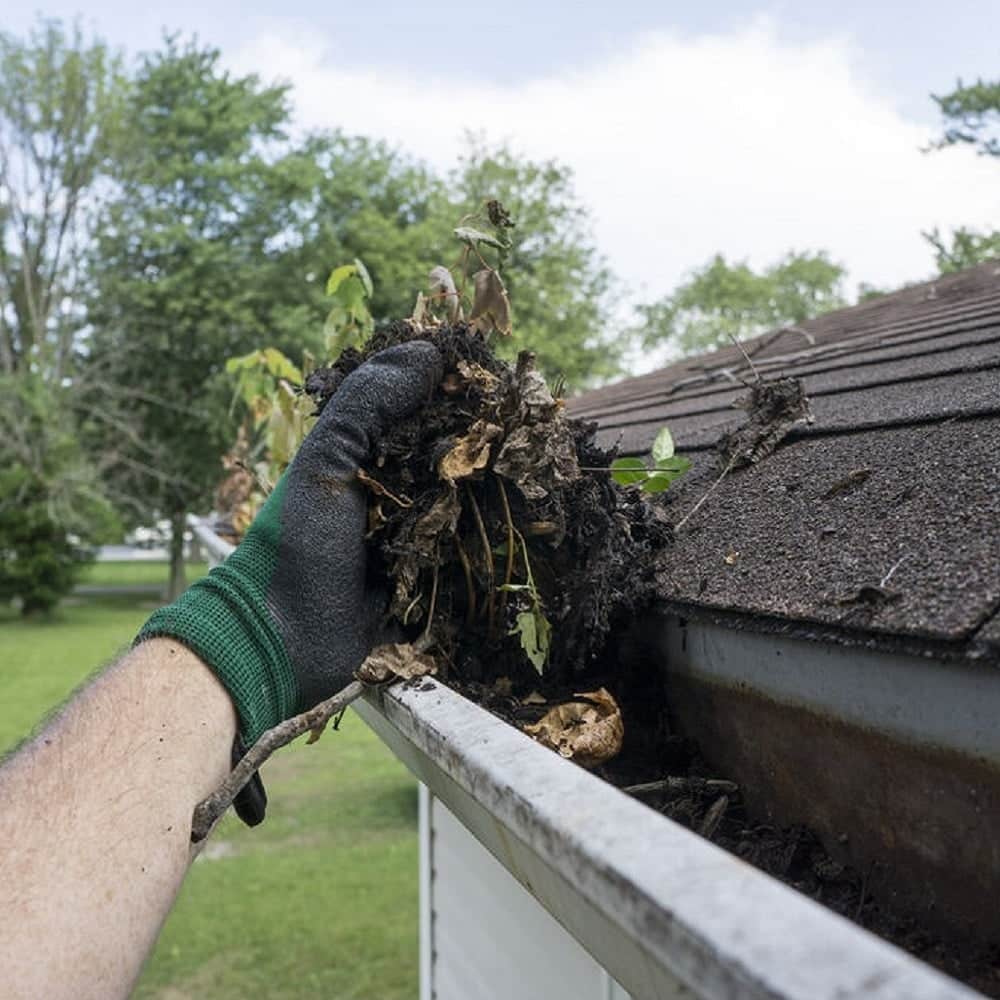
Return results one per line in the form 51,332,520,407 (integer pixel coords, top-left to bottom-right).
568,262,1000,661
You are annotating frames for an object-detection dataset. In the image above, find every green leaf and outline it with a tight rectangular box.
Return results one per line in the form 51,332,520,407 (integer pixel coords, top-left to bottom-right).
225,350,262,373
454,226,508,250
641,473,675,494
654,455,692,475
642,457,692,493
353,257,373,297
610,456,649,486
261,347,302,383
651,426,675,463
512,608,551,674
326,264,356,296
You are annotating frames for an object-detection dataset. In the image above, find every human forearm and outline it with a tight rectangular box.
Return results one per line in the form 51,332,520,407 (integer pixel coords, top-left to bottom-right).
0,638,235,999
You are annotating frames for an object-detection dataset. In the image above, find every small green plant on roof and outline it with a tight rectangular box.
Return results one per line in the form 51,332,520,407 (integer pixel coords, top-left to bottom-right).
609,427,692,493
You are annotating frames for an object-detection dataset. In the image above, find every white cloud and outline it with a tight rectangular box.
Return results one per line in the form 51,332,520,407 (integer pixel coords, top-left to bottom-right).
230,21,999,311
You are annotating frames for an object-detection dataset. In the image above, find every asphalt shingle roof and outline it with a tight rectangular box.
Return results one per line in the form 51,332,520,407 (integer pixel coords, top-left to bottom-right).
568,262,1000,663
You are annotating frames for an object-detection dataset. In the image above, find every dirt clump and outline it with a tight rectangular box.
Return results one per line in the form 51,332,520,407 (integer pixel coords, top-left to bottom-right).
306,321,669,697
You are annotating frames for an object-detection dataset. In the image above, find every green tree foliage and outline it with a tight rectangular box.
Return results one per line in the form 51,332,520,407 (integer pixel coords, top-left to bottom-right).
0,376,118,614
0,19,125,378
84,36,306,597
636,251,847,356
924,227,1000,273
932,77,1000,156
263,134,616,388
0,20,124,611
448,140,618,388
926,78,1000,271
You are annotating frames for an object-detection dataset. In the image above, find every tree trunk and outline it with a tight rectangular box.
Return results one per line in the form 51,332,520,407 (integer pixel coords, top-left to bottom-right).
167,510,187,601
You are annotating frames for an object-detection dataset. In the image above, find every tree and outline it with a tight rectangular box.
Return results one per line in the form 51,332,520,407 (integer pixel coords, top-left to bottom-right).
0,19,125,379
0,20,124,612
635,251,847,356
926,78,1000,272
0,374,118,613
446,140,618,389
278,135,620,389
85,37,307,598
256,131,452,339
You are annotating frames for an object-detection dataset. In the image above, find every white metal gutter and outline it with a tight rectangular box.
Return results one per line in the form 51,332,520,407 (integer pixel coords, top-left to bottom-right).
187,515,235,565
355,680,981,1000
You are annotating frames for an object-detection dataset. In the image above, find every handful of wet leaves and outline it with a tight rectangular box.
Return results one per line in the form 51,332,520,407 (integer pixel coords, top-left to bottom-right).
306,321,669,769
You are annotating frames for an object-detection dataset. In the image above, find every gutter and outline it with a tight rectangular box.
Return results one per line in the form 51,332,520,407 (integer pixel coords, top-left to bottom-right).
355,679,979,1000
187,515,235,565
190,518,987,997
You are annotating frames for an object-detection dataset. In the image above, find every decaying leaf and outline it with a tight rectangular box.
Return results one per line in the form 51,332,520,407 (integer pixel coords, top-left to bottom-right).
523,688,623,768
456,359,500,395
356,642,438,684
494,423,579,501
410,290,429,327
438,419,503,483
454,225,509,250
469,268,512,337
428,265,462,323
718,377,812,468
390,489,461,619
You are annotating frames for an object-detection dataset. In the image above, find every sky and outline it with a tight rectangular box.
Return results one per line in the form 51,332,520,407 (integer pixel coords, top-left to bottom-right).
6,2,1000,328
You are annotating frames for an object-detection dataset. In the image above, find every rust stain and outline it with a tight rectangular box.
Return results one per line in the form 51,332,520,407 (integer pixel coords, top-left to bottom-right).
664,671,1000,945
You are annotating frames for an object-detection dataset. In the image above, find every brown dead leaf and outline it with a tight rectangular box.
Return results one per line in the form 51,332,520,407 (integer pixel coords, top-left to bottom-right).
390,489,461,619
429,265,462,323
469,268,512,336
410,290,429,327
494,422,580,501
456,359,500,394
523,688,623,768
522,691,547,705
356,643,438,684
438,419,503,483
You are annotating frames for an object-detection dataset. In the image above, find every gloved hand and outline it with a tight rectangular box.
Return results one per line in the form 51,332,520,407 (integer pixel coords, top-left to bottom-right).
138,341,442,822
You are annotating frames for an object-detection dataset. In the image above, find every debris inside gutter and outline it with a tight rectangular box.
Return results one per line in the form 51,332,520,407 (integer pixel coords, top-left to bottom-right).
302,322,998,997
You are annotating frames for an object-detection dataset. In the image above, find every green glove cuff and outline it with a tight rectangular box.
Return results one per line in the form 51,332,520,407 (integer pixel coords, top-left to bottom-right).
136,481,298,745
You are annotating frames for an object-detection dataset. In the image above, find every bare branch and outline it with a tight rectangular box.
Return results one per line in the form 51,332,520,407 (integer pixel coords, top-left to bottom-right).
190,681,365,843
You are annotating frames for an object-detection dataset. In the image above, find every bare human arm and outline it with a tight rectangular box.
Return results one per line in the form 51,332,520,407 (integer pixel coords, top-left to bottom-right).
0,343,443,997
0,639,235,999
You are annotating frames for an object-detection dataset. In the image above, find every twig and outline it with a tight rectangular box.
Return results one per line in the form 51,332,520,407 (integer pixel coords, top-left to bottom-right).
465,484,495,634
623,777,738,796
623,777,692,795
880,554,909,588
423,556,439,646
495,476,516,619
191,680,364,843
674,453,739,532
357,469,412,508
454,534,477,625
855,861,876,920
698,795,730,839
727,332,761,383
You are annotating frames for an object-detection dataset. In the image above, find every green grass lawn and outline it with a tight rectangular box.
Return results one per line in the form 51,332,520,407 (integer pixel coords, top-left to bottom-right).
78,560,210,588
0,564,419,999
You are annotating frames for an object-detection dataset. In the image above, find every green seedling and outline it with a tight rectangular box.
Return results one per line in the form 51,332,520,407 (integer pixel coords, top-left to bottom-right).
609,426,691,494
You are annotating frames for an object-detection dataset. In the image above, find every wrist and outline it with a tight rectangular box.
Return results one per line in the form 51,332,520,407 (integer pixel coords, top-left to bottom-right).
137,555,298,744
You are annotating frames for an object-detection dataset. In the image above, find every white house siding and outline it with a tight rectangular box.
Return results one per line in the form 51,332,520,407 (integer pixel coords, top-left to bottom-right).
422,785,634,1000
